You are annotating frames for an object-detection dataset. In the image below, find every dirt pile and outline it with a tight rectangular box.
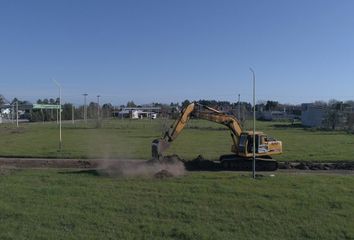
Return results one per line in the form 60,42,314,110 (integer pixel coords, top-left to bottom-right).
183,155,220,171
154,169,174,179
278,162,354,170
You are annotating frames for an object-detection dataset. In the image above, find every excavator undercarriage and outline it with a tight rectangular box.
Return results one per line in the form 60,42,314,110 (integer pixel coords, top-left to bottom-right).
219,154,278,171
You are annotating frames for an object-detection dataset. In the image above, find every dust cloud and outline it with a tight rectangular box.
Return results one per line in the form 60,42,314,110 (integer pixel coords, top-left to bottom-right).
96,155,185,178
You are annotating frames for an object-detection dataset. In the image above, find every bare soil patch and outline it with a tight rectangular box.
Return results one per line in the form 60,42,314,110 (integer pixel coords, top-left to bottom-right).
0,156,353,175
0,158,95,169
0,157,185,178
278,162,354,170
96,157,185,178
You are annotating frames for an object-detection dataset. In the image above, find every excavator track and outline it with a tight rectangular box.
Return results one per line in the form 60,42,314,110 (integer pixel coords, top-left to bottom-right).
220,154,278,171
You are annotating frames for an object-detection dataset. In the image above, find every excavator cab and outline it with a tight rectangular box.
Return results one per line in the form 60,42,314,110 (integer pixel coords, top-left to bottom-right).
236,132,282,157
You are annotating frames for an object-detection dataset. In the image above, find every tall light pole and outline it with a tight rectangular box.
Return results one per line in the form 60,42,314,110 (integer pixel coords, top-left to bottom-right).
72,105,75,124
97,95,100,119
238,94,241,119
16,101,19,128
83,93,88,124
12,104,14,124
53,79,62,151
249,68,256,179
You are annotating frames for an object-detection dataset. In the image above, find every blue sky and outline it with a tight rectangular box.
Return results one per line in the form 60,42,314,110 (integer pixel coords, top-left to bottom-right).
0,0,353,105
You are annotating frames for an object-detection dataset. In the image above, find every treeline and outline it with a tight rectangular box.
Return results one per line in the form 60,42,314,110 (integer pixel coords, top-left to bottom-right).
315,100,354,132
4,96,354,132
14,98,115,122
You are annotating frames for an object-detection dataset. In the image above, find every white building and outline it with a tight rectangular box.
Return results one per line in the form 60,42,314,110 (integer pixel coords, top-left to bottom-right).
257,110,295,121
301,103,327,127
117,107,160,119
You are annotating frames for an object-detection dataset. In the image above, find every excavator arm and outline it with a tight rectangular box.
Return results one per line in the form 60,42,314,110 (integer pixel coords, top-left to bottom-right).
151,102,243,159
162,102,196,142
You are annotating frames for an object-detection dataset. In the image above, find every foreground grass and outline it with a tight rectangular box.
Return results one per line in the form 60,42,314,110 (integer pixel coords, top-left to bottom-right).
0,169,353,239
0,119,353,161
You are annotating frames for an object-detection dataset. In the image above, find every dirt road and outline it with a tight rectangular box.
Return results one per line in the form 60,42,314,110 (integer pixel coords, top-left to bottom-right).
1,157,354,175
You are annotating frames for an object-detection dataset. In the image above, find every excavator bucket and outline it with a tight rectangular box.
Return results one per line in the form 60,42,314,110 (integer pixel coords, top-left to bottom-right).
151,139,170,160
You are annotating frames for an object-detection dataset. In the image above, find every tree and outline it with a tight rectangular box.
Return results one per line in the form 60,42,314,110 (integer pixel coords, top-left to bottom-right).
11,98,18,105
313,100,327,107
87,102,98,118
265,101,278,111
61,103,73,120
181,99,190,108
0,95,8,106
326,110,340,130
102,103,113,118
126,101,136,107
347,113,354,132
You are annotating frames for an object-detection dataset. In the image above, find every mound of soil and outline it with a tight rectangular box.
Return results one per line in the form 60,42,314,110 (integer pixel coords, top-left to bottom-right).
154,169,174,179
278,162,354,170
183,155,220,171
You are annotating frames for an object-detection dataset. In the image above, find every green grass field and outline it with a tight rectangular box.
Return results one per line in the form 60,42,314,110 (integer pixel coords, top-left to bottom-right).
0,119,353,161
1,169,354,240
1,119,354,239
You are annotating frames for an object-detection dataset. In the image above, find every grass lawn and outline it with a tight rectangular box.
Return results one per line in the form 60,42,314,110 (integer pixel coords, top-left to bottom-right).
0,119,353,161
0,169,353,240
1,120,354,239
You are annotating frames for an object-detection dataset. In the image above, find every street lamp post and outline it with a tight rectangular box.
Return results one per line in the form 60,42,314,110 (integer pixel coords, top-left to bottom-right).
72,105,75,124
12,104,14,124
97,95,100,120
83,93,88,124
238,93,241,119
16,101,19,128
53,79,62,151
249,68,256,179
97,95,101,127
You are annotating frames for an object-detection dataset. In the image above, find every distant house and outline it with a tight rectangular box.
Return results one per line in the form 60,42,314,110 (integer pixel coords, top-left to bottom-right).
301,103,327,127
117,107,161,119
257,110,296,121
1,108,11,116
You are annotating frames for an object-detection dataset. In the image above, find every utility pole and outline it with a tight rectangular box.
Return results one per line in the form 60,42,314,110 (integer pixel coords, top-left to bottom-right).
12,104,14,124
16,101,19,127
96,95,101,127
42,109,45,124
250,68,256,179
72,105,75,124
54,80,62,151
97,95,100,120
83,93,88,124
238,94,241,119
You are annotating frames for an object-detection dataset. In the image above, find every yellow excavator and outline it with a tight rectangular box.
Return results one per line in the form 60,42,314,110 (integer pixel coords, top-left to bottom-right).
152,102,282,171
